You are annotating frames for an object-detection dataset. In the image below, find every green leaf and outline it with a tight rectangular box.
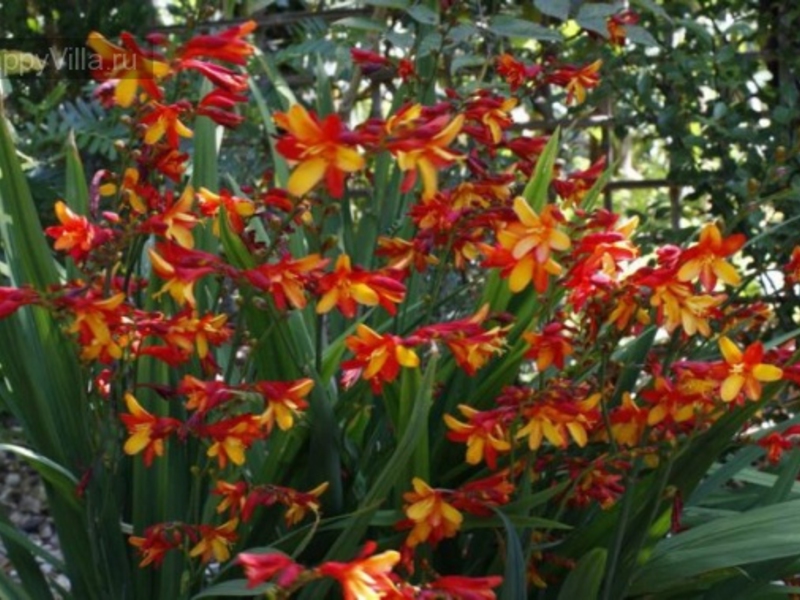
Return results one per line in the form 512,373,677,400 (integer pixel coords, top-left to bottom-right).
580,162,615,211
494,508,526,600
192,579,275,598
406,4,439,25
0,444,79,511
64,131,89,216
365,0,409,8
334,17,386,32
522,128,560,212
0,510,54,600
488,16,563,42
624,24,660,47
558,548,607,600
630,498,800,595
535,0,570,21
762,449,800,506
300,355,439,599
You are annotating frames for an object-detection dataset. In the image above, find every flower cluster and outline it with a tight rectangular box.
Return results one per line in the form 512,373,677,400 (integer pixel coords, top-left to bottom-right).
0,17,796,598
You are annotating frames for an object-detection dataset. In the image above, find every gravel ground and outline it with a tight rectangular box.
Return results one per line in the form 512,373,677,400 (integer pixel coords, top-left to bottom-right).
0,450,68,592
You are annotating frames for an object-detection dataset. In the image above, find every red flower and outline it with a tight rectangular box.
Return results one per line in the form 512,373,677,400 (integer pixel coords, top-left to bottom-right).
86,31,170,107
315,254,406,318
178,21,257,65
0,286,39,319
274,105,365,198
237,552,304,589
46,201,112,262
318,541,401,600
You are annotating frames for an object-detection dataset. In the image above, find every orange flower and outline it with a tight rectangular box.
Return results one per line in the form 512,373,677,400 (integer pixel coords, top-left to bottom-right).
376,236,438,272
283,482,329,526
244,253,328,311
45,201,111,262
677,223,745,292
342,324,419,392
274,105,365,198
154,185,198,248
607,10,639,46
67,292,128,362
254,378,313,432
315,254,406,318
189,519,239,563
523,322,573,371
178,20,257,65
120,392,181,467
197,187,256,234
0,287,38,320
214,480,248,517
717,336,783,402
444,405,511,469
608,393,648,447
140,101,193,147
202,415,263,468
155,311,230,360
516,394,600,450
237,552,304,589
548,60,602,105
129,524,182,567
645,273,722,337
494,198,570,292
416,305,507,376
390,111,464,199
318,541,400,600
402,478,463,547
86,32,170,107
148,243,220,307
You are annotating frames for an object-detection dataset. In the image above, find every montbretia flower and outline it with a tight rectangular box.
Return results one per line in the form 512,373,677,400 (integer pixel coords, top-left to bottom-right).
318,541,400,600
201,415,263,468
315,254,406,318
196,187,256,235
677,223,745,292
66,292,129,362
401,478,463,547
129,524,183,567
282,482,329,526
416,305,507,375
253,378,313,432
177,20,256,65
86,31,170,107
0,286,39,319
523,322,573,372
607,10,639,46
274,105,365,198
189,519,239,563
716,336,783,402
342,324,419,393
140,101,193,147
490,198,570,293
422,575,503,600
140,185,198,248
46,201,112,262
515,393,600,450
120,392,181,467
547,60,602,105
148,243,221,307
244,253,328,311
237,552,304,589
496,53,541,91
388,111,464,199
444,405,512,469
